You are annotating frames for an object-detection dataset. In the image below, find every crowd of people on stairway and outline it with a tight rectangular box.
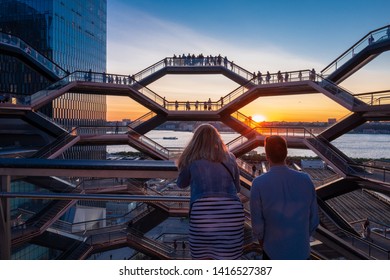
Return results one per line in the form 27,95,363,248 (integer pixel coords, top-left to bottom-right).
167,53,233,69
253,68,316,84
168,97,227,111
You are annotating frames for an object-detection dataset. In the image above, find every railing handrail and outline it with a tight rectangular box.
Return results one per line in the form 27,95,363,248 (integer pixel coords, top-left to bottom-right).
338,226,390,258
14,67,366,112
34,127,79,158
33,110,69,132
303,127,357,174
226,125,310,149
133,55,255,82
39,124,171,159
132,58,166,81
319,208,390,259
347,162,390,185
236,158,256,175
127,228,173,254
355,216,390,230
321,25,390,76
352,91,390,106
316,74,367,107
127,111,156,129
25,70,166,108
231,110,318,132
0,31,68,78
45,180,188,227
231,110,260,129
127,127,170,159
50,202,150,235
132,56,311,109
221,69,314,108
227,120,352,175
349,162,390,173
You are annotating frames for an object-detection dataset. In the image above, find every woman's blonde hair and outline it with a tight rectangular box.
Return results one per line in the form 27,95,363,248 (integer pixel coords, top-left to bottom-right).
177,123,229,170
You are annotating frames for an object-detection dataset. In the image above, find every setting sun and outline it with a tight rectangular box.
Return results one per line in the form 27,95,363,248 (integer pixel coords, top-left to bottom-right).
252,114,266,123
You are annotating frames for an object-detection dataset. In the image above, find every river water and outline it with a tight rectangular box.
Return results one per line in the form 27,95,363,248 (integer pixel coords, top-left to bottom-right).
107,130,390,160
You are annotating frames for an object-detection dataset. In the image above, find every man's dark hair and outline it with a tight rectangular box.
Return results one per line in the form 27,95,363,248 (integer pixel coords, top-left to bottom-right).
265,135,287,164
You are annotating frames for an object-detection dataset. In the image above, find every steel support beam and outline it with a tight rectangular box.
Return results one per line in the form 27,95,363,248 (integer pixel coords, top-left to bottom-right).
0,158,178,178
0,192,189,202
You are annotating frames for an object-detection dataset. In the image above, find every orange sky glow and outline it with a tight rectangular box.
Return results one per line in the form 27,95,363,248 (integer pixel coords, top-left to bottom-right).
106,92,350,123
106,97,349,123
106,55,390,123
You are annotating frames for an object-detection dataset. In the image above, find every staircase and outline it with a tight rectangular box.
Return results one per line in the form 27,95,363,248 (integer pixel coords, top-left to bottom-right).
322,25,390,83
31,129,78,159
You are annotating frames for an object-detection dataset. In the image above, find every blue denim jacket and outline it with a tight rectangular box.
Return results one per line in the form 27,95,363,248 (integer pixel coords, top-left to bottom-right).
176,153,241,206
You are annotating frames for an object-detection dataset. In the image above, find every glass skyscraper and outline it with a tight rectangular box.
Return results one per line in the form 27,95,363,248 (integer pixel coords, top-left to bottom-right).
0,0,107,259
0,0,107,159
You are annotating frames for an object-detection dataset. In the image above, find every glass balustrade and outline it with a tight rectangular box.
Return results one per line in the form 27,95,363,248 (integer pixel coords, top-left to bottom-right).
321,25,390,77
0,32,67,78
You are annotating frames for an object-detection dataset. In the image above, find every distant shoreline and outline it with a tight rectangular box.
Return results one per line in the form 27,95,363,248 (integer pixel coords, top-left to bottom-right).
153,128,390,135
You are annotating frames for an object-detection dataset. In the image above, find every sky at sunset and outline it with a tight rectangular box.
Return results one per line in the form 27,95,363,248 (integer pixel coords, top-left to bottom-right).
106,0,390,122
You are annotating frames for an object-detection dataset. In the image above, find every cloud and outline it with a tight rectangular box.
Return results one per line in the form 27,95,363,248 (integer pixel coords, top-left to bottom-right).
107,4,321,75
106,2,384,122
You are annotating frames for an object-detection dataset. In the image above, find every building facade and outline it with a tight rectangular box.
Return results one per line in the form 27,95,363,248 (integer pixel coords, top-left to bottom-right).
0,0,107,259
0,0,107,159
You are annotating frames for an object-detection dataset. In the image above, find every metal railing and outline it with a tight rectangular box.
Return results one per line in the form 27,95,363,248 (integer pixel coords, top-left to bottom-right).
34,111,69,132
39,124,172,160
339,227,390,259
120,67,325,112
4,65,370,118
226,118,357,176
226,125,316,153
6,70,163,107
164,100,222,111
353,91,390,106
322,25,390,77
128,127,171,159
51,203,147,234
52,190,185,237
351,218,390,240
128,111,156,129
236,158,256,175
143,185,190,210
318,77,366,107
230,110,260,129
11,178,82,242
303,129,356,175
221,69,314,107
0,32,67,78
226,133,250,151
133,55,254,83
127,228,173,257
349,162,390,184
32,127,77,158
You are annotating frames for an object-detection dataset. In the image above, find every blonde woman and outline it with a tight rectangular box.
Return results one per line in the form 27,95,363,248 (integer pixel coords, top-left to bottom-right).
176,124,244,260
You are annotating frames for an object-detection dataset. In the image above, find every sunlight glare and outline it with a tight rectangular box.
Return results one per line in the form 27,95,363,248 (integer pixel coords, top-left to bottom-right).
252,114,266,123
